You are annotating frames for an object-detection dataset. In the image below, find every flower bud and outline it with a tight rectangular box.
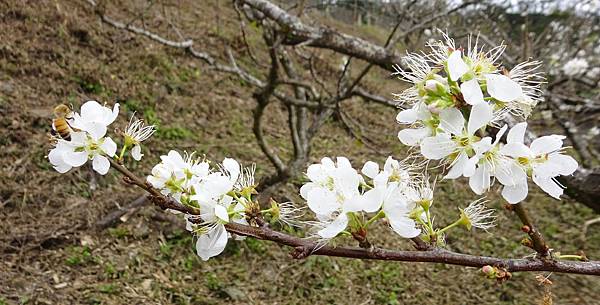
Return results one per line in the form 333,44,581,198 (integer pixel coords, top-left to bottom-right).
481,265,496,277
521,225,530,233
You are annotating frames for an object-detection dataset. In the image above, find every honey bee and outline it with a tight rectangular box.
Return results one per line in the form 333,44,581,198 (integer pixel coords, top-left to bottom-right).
52,104,75,140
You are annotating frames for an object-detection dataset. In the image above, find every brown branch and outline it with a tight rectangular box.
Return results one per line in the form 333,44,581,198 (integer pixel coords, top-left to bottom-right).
224,222,600,275
238,0,404,71
105,156,600,276
513,203,549,257
95,194,149,229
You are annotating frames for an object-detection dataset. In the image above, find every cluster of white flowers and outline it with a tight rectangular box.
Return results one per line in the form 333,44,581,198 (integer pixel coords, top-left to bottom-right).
147,152,254,260
300,156,496,242
393,33,578,204
49,101,155,175
47,32,582,262
562,58,589,77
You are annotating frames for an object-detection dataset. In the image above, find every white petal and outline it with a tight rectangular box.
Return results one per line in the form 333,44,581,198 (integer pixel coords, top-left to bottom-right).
336,157,352,168
460,79,484,105
320,157,335,168
48,149,72,173
131,145,143,161
420,134,456,160
299,183,316,200
106,103,120,125
332,167,361,197
444,152,468,179
447,50,469,81
507,122,527,144
79,101,104,121
396,108,417,124
500,142,532,158
306,164,326,182
100,137,117,157
361,161,379,179
494,125,508,145
530,135,565,155
64,150,89,167
92,155,110,175
548,154,578,176
318,213,348,239
306,188,338,216
360,188,385,213
439,108,465,135
398,127,431,146
472,137,493,155
532,174,563,199
496,161,527,186
222,158,240,182
196,225,228,261
214,205,229,223
467,102,492,135
469,164,491,195
485,74,523,102
83,122,107,140
389,217,421,238
502,182,528,204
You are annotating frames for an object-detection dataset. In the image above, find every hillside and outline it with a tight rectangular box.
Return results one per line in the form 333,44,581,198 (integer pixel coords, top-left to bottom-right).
1,1,599,304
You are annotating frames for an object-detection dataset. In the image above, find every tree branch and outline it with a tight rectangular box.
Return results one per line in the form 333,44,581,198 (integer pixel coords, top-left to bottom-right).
106,156,600,276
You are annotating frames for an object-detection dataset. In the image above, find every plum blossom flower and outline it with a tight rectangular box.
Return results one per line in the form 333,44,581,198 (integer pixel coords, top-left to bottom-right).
123,116,156,161
48,131,117,175
562,58,589,77
462,125,527,196
396,102,437,146
147,150,210,202
420,104,492,178
501,123,578,201
360,158,424,238
458,199,497,231
189,181,246,261
176,157,248,261
70,100,120,139
48,101,120,175
300,157,366,239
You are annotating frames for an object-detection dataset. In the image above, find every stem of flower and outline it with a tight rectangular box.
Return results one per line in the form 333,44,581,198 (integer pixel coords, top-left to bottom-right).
364,210,385,227
436,219,462,235
557,255,585,261
118,143,129,161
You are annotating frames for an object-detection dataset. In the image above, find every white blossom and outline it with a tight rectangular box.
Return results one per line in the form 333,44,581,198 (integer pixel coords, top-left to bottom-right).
49,131,117,175
71,100,119,138
300,157,365,239
124,116,156,161
459,199,497,231
48,101,119,175
501,123,579,201
563,58,589,77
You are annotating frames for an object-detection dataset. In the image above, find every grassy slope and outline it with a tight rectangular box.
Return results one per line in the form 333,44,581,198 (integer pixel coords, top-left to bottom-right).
0,1,599,304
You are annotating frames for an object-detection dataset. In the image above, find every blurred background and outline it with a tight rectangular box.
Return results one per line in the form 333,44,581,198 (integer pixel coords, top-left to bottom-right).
1,0,599,304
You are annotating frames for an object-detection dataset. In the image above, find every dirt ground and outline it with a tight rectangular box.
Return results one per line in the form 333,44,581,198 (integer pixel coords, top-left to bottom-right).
1,1,599,304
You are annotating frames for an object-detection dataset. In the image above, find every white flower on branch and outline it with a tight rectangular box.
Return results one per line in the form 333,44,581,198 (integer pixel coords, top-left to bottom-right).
299,157,365,239
501,123,579,201
420,104,493,177
124,116,156,161
48,101,119,175
70,100,119,138
562,58,589,77
147,150,210,202
49,131,117,175
459,199,497,231
462,125,527,196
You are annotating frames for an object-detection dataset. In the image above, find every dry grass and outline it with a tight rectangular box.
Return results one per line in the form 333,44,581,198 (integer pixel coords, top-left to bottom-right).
0,1,599,304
